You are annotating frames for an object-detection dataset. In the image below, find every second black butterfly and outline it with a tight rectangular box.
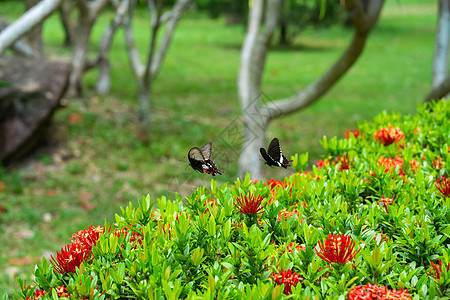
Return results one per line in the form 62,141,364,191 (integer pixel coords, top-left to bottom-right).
188,142,224,176
260,138,292,168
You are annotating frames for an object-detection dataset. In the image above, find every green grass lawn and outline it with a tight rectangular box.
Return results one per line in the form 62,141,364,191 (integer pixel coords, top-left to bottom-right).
0,0,439,295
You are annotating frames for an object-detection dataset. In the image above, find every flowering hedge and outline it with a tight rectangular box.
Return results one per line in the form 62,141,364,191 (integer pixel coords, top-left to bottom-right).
14,101,450,299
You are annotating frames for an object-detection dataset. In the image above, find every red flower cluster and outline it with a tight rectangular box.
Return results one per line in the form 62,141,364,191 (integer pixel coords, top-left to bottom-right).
51,225,104,274
377,194,395,213
348,283,412,300
234,192,265,215
435,175,450,197
162,223,173,238
317,159,330,170
277,203,304,223
202,198,216,215
344,129,362,140
270,268,302,295
409,159,419,173
374,231,390,245
50,241,92,274
24,284,70,300
72,225,104,250
265,178,285,189
378,157,405,176
425,260,450,281
315,233,360,264
114,225,144,247
286,242,306,254
374,126,405,146
432,155,444,169
334,154,354,171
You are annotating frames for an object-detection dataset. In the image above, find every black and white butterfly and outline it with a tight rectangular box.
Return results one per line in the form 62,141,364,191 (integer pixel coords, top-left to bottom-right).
260,138,292,168
188,142,224,176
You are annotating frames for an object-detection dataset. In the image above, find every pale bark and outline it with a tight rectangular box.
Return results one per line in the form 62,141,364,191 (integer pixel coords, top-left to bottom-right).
425,75,450,103
121,0,192,141
432,0,450,88
0,0,63,56
67,0,109,97
0,17,39,57
238,0,283,179
25,0,44,55
59,0,75,47
238,0,385,178
97,0,131,94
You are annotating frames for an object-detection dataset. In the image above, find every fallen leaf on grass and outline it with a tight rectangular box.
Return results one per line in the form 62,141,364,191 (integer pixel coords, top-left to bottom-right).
68,113,83,124
80,201,96,211
0,180,5,192
9,257,40,265
79,192,93,201
44,189,58,196
0,203,7,214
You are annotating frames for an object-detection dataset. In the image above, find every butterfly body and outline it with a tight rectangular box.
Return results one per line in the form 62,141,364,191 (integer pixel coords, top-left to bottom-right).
188,142,224,176
260,138,292,168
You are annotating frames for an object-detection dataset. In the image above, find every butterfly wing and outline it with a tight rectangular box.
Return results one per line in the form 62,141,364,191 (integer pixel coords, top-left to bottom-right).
260,147,277,166
281,155,292,169
267,138,282,163
200,142,212,160
202,160,224,176
188,147,205,173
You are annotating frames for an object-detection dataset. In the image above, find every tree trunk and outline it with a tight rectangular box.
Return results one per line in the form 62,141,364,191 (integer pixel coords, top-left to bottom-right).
66,0,109,97
97,0,131,94
433,0,450,88
238,0,283,179
0,0,62,56
59,0,75,47
68,19,94,97
25,0,43,55
425,75,450,103
0,17,38,57
237,0,384,178
137,81,151,143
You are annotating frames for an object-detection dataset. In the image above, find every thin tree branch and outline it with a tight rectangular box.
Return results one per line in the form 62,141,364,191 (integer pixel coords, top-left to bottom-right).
123,0,145,78
151,0,192,78
0,17,39,57
425,75,450,102
0,0,63,56
96,0,130,93
263,0,384,121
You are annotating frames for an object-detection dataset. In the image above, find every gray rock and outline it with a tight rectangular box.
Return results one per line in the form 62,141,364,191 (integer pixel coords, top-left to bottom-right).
0,56,70,165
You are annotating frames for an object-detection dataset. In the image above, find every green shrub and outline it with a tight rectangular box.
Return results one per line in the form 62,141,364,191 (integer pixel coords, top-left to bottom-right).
13,101,450,299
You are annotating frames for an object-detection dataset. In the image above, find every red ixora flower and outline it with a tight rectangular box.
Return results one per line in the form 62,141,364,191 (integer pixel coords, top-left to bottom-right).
348,282,412,300
50,241,92,274
315,233,360,264
286,242,306,254
344,129,362,140
72,225,104,251
270,268,302,295
378,157,405,176
374,126,405,146
50,225,104,274
425,260,450,281
377,194,395,213
435,175,450,197
317,159,330,169
432,155,444,169
265,178,285,189
234,192,265,215
334,154,354,171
